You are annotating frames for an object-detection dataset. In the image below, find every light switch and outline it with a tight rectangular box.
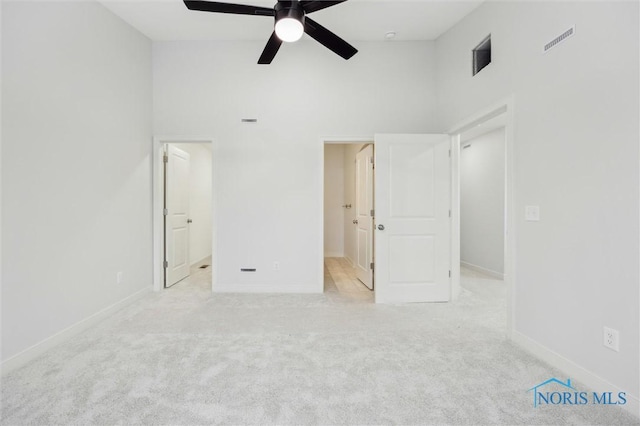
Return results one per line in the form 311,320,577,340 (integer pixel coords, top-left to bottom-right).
525,205,540,222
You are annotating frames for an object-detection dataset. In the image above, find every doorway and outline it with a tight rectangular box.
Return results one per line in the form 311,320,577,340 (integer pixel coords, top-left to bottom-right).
323,141,375,301
322,134,453,304
164,143,213,288
457,116,507,313
152,136,216,292
449,99,515,335
459,117,506,280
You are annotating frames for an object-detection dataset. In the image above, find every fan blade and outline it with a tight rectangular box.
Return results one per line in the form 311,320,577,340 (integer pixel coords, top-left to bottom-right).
258,32,283,64
184,1,274,16
300,1,347,14
304,17,357,60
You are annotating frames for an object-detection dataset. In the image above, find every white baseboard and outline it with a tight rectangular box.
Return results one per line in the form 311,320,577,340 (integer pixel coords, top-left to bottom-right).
1,286,151,375
460,260,505,280
190,254,213,267
512,330,639,418
324,252,344,258
214,283,320,294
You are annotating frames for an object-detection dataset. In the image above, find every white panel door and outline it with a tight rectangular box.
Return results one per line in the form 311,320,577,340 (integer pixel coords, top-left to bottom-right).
165,145,190,287
355,144,374,289
374,134,451,303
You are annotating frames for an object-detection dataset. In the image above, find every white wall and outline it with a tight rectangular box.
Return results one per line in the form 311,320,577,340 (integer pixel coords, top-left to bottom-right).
437,0,639,405
460,128,505,276
343,143,365,265
176,143,213,265
153,41,438,292
0,0,4,361
324,145,345,257
1,2,152,361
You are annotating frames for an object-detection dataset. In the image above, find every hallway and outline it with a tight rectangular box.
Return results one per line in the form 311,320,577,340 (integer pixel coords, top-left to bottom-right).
324,257,373,303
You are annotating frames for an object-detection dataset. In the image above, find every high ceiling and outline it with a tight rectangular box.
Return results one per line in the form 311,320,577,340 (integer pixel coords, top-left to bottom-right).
99,0,484,42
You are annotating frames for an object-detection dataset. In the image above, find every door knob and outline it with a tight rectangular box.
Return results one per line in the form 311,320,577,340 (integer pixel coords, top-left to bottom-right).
353,219,358,224
377,224,385,231
187,219,193,223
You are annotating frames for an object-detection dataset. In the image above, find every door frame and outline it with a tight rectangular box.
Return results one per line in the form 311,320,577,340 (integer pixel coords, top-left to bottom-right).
447,96,516,337
319,137,374,292
152,135,217,292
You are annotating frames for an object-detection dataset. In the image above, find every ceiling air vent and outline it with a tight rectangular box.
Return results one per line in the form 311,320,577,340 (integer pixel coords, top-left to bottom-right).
544,26,575,53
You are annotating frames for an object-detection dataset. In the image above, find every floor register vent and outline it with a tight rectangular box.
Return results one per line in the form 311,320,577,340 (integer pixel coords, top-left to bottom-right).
544,26,575,53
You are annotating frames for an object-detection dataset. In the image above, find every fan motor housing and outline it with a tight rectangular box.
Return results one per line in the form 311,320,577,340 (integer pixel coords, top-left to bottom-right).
275,1,305,25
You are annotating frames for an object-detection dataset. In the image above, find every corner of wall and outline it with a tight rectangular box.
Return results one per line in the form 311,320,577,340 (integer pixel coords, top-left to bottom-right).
512,330,640,419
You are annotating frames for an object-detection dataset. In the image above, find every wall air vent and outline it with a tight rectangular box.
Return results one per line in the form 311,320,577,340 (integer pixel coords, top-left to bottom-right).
544,26,575,53
472,34,491,76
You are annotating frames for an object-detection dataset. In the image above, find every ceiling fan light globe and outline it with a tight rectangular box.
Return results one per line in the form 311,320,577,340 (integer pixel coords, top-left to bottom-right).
275,18,304,42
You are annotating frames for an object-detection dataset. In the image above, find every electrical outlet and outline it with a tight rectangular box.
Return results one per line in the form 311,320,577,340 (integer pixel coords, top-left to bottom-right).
116,271,123,284
603,327,619,352
273,262,280,271
525,205,540,221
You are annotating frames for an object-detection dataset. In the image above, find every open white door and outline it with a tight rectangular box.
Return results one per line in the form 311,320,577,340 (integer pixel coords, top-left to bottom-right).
355,144,374,289
374,134,451,303
165,145,191,287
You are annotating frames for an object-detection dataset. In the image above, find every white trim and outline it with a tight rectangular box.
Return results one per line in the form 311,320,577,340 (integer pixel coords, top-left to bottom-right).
447,96,516,337
512,330,639,418
450,134,461,300
447,103,509,136
460,261,505,280
1,286,151,375
322,137,374,145
324,252,345,258
190,254,213,268
318,136,374,294
152,135,217,293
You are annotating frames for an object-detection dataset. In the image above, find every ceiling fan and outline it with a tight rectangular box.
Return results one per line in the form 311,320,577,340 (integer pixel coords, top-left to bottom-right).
183,1,358,64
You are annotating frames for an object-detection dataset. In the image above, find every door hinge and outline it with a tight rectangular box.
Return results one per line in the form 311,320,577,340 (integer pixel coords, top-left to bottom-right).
163,208,168,216
163,155,168,163
370,209,375,217
370,262,374,270
449,209,451,218
448,149,451,158
449,270,451,278
163,260,168,268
